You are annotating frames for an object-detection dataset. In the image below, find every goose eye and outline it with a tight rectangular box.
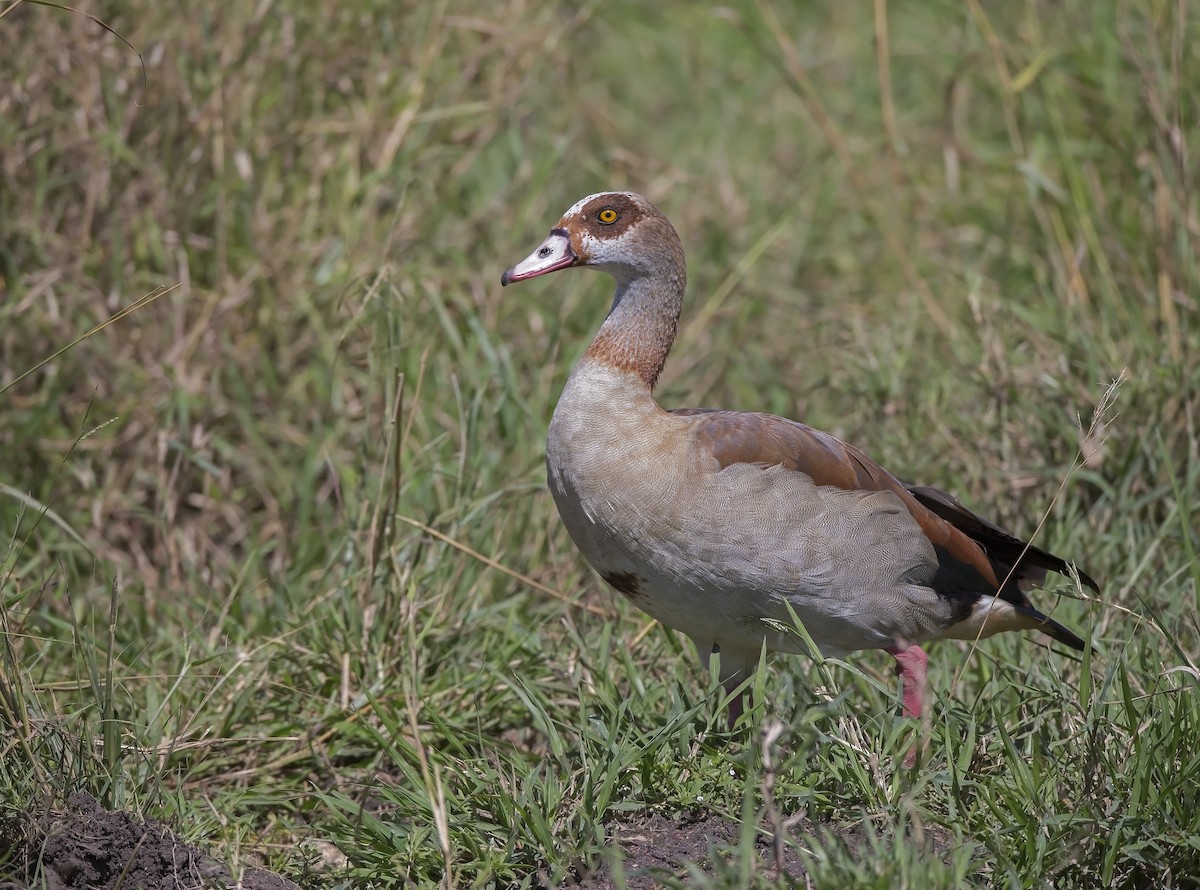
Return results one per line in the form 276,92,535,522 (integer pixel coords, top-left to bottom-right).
596,208,619,225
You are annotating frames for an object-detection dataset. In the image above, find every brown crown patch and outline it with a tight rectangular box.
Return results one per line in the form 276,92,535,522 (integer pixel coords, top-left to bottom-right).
562,193,647,242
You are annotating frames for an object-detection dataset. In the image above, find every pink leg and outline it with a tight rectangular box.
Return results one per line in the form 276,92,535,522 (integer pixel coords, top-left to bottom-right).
723,681,757,730
885,645,928,767
698,640,757,731
887,645,928,718
725,682,745,729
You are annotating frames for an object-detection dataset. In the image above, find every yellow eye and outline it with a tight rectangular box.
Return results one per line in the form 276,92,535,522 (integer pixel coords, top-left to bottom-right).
597,207,618,225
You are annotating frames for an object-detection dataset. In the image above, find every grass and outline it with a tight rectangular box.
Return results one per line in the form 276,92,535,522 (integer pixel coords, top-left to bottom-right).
1,0,1198,886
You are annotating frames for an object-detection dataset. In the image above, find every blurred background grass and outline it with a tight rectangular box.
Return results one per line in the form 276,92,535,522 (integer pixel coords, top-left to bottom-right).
1,0,1198,886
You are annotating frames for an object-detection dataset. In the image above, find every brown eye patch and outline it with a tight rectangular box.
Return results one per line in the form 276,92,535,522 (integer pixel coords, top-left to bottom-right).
579,194,643,236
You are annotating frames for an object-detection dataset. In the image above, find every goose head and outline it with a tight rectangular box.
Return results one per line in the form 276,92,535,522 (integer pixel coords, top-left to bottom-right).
500,192,685,288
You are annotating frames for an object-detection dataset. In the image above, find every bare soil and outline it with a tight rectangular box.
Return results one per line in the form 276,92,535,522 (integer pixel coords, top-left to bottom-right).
1,796,950,888
0,794,301,890
569,808,957,888
569,810,812,888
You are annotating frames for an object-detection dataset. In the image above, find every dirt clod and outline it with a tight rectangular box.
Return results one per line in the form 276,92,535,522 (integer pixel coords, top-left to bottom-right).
9,794,302,890
570,810,809,888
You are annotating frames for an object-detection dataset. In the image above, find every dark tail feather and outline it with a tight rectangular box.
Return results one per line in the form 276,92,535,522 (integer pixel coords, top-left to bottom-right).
1015,604,1087,652
906,483,1101,593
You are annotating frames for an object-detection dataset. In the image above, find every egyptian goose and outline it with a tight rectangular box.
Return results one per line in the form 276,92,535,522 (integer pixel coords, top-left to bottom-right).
501,191,1095,754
